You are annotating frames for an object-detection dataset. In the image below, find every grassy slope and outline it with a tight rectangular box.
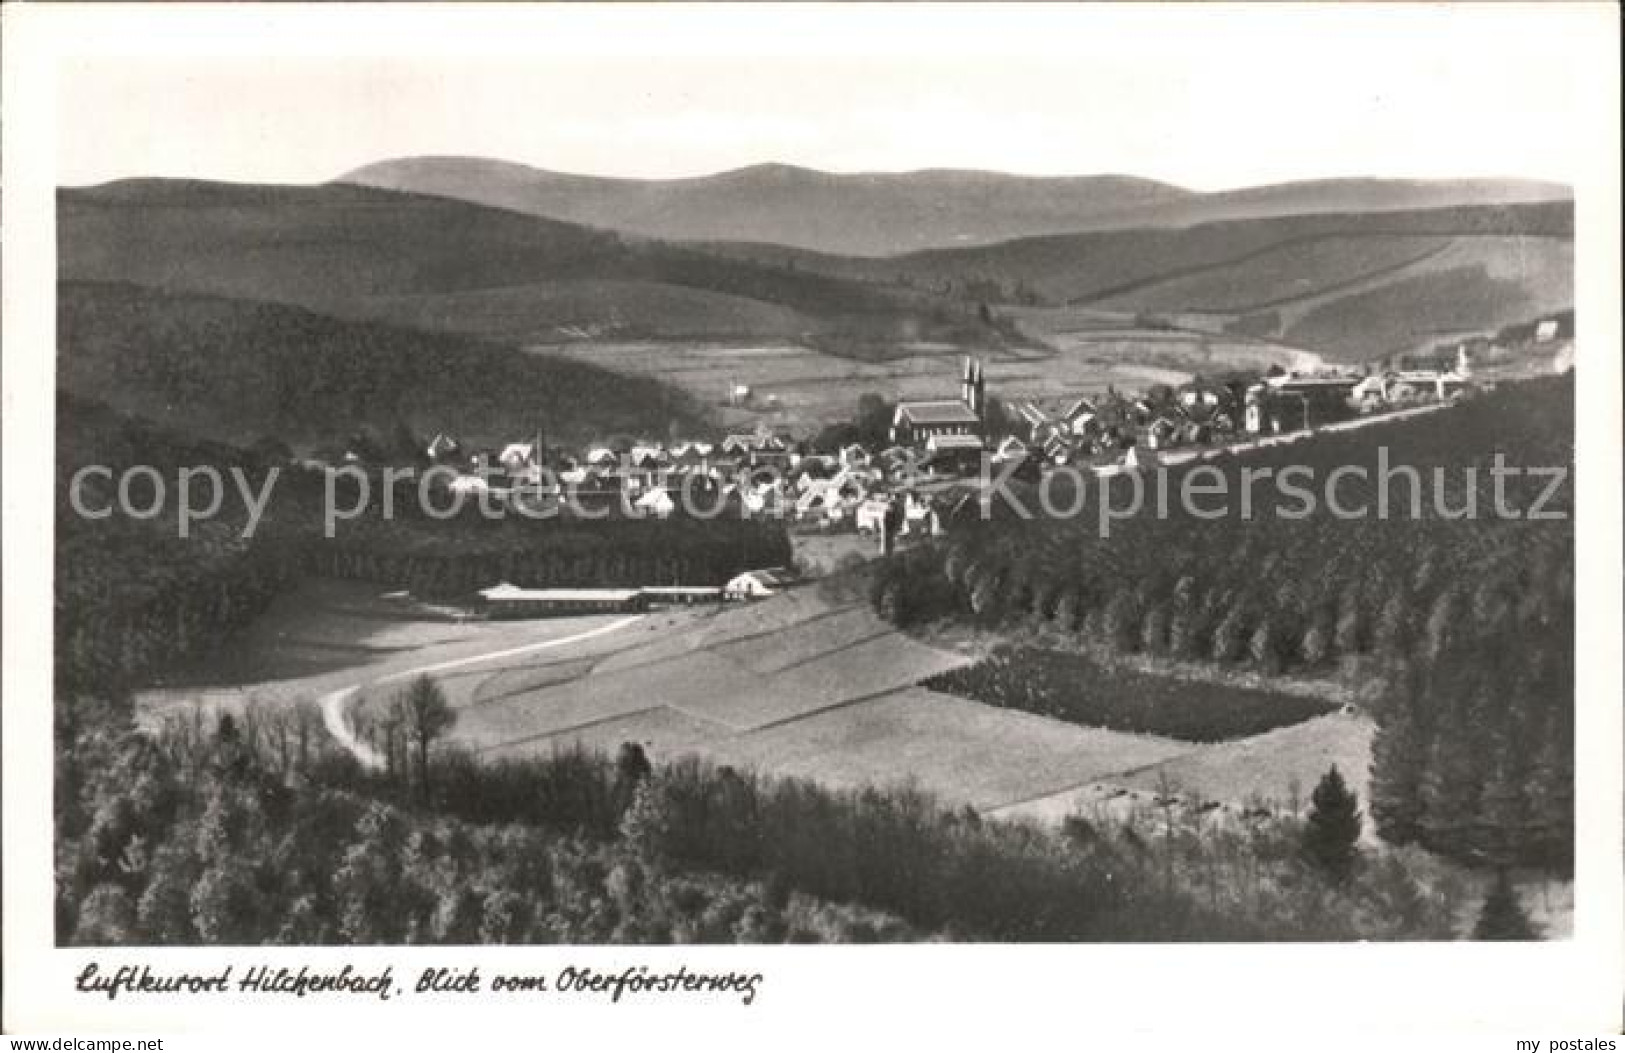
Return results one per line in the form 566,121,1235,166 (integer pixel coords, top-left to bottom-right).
880,201,1573,303
57,180,1008,350
58,280,708,447
706,202,1571,365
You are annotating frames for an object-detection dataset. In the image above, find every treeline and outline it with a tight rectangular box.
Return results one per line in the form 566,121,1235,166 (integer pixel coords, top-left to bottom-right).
55,396,297,695
54,393,791,692
870,377,1575,873
55,695,1470,945
310,510,790,600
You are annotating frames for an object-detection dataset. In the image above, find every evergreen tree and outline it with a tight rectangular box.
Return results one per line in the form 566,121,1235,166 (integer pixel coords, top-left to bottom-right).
1303,765,1362,882
1368,691,1426,845
1472,870,1538,940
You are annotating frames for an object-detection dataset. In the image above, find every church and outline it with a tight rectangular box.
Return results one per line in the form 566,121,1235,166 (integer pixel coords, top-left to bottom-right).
890,357,986,447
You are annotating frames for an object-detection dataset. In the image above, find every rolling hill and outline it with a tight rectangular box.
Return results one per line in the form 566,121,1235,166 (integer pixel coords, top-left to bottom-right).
340,156,1568,256
705,201,1573,363
57,180,1015,354
57,281,709,449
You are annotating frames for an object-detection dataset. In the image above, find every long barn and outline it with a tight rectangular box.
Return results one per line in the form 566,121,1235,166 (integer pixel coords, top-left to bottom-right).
477,583,649,618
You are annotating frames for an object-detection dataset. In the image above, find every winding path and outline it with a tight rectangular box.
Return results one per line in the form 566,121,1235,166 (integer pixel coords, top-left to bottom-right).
318,615,644,769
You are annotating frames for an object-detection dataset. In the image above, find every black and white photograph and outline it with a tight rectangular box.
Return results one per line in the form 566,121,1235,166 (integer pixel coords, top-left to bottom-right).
3,1,1621,1043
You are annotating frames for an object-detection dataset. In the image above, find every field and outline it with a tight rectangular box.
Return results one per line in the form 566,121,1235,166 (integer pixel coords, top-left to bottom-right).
140,576,1380,828
923,647,1337,742
537,327,1315,433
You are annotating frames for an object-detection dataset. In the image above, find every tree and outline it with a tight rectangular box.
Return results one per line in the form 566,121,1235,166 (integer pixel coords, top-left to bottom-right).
1303,765,1362,882
1472,869,1538,940
395,676,456,804
614,741,653,816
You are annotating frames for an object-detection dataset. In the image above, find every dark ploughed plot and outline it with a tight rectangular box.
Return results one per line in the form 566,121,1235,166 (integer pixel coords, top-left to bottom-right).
922,647,1335,743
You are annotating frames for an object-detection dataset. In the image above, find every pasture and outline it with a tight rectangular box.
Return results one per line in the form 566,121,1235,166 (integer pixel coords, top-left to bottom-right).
534,327,1315,434
158,578,1399,831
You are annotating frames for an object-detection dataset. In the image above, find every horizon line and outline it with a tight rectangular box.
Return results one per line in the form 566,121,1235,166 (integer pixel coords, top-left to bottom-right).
57,156,1577,195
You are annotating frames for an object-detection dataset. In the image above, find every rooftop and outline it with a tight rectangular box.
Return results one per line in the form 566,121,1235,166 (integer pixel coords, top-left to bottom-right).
896,400,980,425
478,584,643,603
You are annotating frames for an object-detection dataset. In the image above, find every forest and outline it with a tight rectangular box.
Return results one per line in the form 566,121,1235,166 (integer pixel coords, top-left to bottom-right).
56,688,1479,945
870,376,1575,873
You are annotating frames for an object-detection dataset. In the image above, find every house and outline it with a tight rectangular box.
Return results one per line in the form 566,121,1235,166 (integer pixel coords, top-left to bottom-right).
448,474,491,496
1351,374,1389,409
993,435,1028,462
477,584,649,618
1121,445,1159,471
839,444,872,470
1059,397,1096,426
1262,372,1360,430
498,442,536,473
1016,401,1050,433
1176,382,1230,423
1144,416,1182,451
922,432,986,475
671,443,713,474
634,488,676,518
796,477,862,520
899,491,943,536
723,567,800,601
425,433,462,463
854,496,893,534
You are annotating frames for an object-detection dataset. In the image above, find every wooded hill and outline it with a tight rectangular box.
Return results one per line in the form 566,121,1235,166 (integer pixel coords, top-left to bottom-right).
58,281,707,449
58,180,1019,352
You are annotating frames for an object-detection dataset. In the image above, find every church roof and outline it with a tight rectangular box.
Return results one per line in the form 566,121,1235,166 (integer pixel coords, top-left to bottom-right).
894,400,980,425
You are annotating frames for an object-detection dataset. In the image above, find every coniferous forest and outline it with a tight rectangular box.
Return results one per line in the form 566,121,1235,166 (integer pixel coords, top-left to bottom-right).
871,377,1574,874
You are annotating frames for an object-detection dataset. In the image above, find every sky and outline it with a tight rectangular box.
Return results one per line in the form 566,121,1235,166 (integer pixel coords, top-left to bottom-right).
53,4,1590,190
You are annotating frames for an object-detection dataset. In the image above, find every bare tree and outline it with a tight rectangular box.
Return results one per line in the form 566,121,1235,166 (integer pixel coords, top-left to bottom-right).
394,675,456,804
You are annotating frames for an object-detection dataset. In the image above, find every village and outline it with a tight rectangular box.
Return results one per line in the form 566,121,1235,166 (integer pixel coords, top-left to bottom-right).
360,313,1573,620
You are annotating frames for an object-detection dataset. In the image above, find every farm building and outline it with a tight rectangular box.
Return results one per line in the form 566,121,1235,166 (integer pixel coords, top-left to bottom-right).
724,567,800,601
477,583,649,618
640,585,725,605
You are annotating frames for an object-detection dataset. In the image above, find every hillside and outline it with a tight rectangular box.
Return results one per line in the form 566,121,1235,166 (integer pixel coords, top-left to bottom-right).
341,157,1568,256
57,180,1012,353
708,202,1572,364
57,281,708,448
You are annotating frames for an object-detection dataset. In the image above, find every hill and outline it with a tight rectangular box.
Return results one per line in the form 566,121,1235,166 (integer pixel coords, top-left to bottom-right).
340,157,1194,257
57,180,1014,354
57,281,708,449
340,156,1567,256
708,201,1572,363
